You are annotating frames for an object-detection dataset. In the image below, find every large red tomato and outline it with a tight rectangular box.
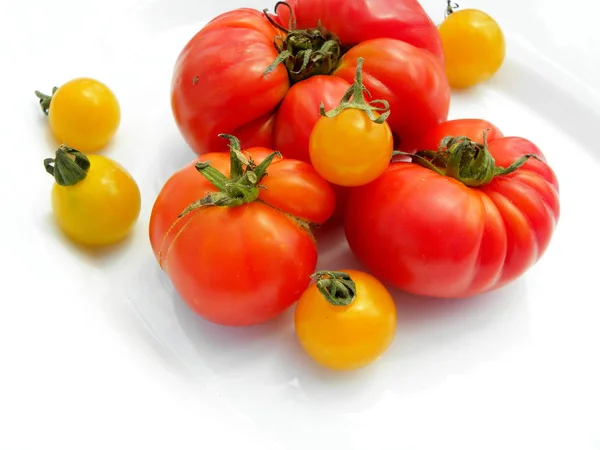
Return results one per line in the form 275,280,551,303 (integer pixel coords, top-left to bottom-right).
344,120,560,298
171,1,449,157
149,136,336,326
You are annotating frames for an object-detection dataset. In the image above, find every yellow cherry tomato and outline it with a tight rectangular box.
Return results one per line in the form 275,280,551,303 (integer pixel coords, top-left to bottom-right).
439,7,505,89
36,78,120,152
45,145,141,246
295,270,397,371
309,58,393,187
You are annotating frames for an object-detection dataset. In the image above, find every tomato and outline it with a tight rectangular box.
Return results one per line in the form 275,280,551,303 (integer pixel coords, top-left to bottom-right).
439,6,505,89
416,118,504,151
171,3,449,157
149,135,336,326
308,58,393,186
45,145,140,246
295,270,397,371
171,9,288,156
345,123,560,298
35,78,120,152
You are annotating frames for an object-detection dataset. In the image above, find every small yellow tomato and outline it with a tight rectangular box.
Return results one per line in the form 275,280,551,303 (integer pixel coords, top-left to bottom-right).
309,57,393,187
36,78,120,152
45,145,141,246
439,8,505,89
294,270,397,371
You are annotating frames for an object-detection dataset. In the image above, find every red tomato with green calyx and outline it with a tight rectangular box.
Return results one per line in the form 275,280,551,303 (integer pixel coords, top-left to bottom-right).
149,135,336,326
345,124,560,298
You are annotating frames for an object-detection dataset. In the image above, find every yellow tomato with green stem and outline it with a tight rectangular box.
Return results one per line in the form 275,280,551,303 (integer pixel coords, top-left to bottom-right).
309,58,393,187
439,1,505,89
295,270,397,371
35,78,120,152
45,145,141,246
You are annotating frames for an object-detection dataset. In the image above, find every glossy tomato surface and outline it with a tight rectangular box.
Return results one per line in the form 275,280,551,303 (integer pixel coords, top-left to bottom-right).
295,270,397,371
416,118,504,151
52,154,140,246
344,130,560,298
439,9,505,88
171,9,289,155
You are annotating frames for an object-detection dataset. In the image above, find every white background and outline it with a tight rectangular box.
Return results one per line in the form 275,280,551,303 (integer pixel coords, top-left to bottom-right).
1,0,599,448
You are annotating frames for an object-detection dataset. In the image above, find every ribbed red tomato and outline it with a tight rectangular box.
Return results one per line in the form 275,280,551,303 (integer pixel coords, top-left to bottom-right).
345,121,560,298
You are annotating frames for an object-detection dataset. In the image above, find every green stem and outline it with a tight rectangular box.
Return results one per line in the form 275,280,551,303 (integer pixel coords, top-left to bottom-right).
180,134,280,216
405,135,541,187
320,57,390,124
34,86,58,116
446,1,459,16
44,144,90,186
262,5,342,84
312,271,357,306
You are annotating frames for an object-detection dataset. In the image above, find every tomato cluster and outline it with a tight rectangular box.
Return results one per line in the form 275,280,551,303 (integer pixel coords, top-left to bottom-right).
36,0,558,372
147,0,560,371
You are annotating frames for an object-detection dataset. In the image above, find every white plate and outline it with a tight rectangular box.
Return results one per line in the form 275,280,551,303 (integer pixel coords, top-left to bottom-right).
2,0,600,449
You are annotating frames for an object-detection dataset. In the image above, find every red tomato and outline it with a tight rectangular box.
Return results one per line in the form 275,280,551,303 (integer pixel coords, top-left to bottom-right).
172,3,449,157
344,126,560,298
171,9,289,155
416,118,504,152
149,138,336,326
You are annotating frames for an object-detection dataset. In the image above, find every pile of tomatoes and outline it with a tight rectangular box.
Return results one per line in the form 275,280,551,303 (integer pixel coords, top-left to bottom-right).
40,0,560,371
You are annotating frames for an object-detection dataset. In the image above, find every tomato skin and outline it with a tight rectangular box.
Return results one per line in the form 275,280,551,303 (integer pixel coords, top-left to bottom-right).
52,155,140,246
294,270,397,371
171,9,289,155
416,118,504,152
149,148,336,326
309,109,393,187
47,78,120,153
164,202,317,326
259,159,336,224
276,0,444,60
273,75,351,163
344,136,559,298
335,39,450,152
439,9,505,88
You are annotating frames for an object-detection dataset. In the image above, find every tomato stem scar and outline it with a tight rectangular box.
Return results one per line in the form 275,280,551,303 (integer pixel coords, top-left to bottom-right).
44,144,91,186
312,271,357,306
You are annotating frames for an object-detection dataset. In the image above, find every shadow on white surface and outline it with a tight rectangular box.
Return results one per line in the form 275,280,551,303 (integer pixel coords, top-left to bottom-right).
128,219,530,414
